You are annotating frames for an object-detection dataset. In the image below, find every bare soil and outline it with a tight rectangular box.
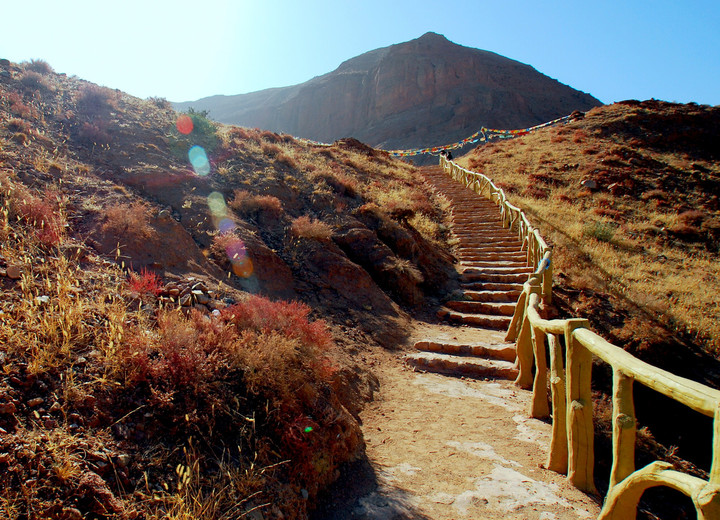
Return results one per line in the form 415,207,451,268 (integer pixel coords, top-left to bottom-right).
314,320,601,520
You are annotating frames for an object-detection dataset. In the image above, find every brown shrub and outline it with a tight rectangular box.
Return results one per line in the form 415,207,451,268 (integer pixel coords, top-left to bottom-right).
640,189,669,202
290,216,332,241
102,202,154,240
7,118,32,134
260,141,281,156
522,186,549,199
572,130,588,143
77,120,111,145
76,85,117,116
259,130,281,143
25,59,54,74
276,151,298,169
229,190,283,220
677,210,706,226
6,92,37,119
20,71,50,92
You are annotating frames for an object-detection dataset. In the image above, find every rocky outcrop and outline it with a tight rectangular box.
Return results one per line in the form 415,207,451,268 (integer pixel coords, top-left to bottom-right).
175,32,602,153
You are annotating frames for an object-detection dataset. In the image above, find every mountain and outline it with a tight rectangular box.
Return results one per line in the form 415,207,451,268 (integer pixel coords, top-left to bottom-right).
174,32,602,153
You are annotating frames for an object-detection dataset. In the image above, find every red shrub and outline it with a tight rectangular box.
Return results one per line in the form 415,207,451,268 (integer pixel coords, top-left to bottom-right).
11,188,66,246
127,268,163,296
222,295,333,351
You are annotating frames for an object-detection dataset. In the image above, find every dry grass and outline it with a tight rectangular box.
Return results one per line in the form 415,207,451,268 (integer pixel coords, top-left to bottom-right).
458,101,720,353
290,215,333,241
102,201,155,242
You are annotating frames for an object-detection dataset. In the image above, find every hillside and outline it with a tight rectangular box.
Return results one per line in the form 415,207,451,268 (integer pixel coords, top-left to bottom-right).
0,59,456,519
459,100,720,382
174,32,601,155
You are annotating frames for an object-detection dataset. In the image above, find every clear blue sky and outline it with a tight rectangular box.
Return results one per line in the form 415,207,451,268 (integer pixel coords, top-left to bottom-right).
2,0,719,106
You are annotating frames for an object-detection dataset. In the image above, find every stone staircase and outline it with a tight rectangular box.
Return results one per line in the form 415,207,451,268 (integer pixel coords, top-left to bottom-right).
404,165,532,381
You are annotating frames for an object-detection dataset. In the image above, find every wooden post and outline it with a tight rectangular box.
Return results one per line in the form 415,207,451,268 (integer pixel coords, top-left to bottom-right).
505,290,527,343
531,327,551,419
547,333,568,473
710,403,720,485
610,369,636,489
543,250,553,305
515,312,535,389
565,318,597,493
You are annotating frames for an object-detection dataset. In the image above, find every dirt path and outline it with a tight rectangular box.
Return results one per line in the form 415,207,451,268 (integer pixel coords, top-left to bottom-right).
341,320,601,520
313,165,602,519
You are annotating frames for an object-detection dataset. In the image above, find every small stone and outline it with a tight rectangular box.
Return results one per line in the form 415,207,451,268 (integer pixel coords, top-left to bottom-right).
168,288,181,297
76,356,87,365
116,454,131,468
580,179,598,190
193,291,210,304
0,453,10,464
63,507,83,520
179,294,192,307
6,265,22,279
49,402,62,413
27,397,44,408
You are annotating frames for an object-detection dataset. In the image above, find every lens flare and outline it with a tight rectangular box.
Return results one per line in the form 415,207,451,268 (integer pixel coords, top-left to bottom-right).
218,217,236,235
189,145,210,175
207,191,226,216
176,114,193,135
231,256,254,278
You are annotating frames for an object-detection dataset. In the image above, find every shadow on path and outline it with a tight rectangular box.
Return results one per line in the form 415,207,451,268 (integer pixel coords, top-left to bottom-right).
311,455,432,520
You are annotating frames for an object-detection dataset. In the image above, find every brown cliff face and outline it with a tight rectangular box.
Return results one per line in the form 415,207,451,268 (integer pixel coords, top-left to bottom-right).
175,32,602,152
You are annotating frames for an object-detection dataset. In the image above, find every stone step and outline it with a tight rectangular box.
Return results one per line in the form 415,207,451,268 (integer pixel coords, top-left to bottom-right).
463,289,522,302
461,281,524,292
460,260,529,268
454,240,521,248
457,246,523,253
437,308,512,329
414,339,516,362
457,254,528,262
461,272,530,284
404,352,518,380
461,266,534,276
445,300,516,316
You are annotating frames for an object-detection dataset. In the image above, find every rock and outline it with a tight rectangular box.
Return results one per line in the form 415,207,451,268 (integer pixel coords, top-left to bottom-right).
116,453,131,468
27,397,44,408
179,294,192,307
6,265,22,279
192,290,210,304
0,402,13,415
62,507,83,520
581,179,598,190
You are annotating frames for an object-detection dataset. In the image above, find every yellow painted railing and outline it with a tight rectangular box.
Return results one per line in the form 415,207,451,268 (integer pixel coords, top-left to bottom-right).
439,156,720,519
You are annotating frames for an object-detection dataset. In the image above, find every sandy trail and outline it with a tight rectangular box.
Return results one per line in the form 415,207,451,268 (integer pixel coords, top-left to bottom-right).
314,321,601,520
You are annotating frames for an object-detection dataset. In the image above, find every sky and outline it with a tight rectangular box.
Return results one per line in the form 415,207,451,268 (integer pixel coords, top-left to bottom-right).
1,1,719,106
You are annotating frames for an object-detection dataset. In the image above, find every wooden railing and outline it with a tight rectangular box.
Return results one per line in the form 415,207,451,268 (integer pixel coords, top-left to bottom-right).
439,156,720,519
440,156,553,304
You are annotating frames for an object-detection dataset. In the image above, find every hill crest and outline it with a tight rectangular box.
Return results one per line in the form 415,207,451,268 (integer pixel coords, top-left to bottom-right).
174,33,602,153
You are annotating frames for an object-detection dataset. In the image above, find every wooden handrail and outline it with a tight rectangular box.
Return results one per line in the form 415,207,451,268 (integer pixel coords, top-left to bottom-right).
437,156,720,519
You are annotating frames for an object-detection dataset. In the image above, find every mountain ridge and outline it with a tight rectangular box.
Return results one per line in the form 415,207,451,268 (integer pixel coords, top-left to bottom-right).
174,32,602,153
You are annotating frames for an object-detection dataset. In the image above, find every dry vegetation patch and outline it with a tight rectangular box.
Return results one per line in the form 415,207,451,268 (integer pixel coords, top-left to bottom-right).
459,100,720,358
0,57,458,518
